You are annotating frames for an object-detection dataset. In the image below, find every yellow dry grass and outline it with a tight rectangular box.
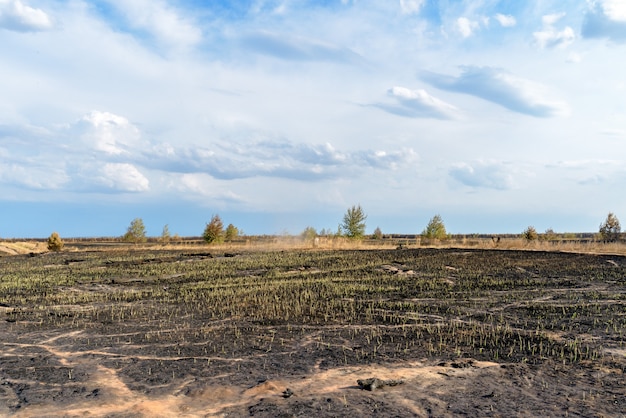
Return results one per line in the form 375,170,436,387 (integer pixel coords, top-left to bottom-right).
3,236,626,257
0,241,48,255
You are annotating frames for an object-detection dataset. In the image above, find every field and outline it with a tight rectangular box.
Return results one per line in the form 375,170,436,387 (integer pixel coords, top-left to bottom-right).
1,246,625,417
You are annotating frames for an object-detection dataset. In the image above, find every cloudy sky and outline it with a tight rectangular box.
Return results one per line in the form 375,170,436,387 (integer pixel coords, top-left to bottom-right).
1,0,626,237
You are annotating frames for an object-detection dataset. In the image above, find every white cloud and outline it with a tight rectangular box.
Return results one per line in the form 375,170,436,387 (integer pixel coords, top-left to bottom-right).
400,0,424,15
533,12,574,49
0,162,68,190
98,0,201,50
143,137,417,181
456,17,480,38
420,66,569,118
583,0,626,41
598,0,626,21
240,31,364,64
0,0,53,32
378,86,459,119
449,161,514,190
78,111,142,156
175,173,243,202
534,24,575,49
494,13,516,27
542,12,565,26
97,163,149,192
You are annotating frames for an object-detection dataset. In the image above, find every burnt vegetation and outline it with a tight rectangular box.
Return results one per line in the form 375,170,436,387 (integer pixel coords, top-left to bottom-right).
0,248,624,416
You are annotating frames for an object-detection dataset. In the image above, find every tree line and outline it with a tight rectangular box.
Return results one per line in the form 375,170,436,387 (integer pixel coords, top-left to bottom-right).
42,209,623,251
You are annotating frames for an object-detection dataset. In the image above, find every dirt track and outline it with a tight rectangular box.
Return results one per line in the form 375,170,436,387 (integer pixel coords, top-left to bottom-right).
1,248,625,417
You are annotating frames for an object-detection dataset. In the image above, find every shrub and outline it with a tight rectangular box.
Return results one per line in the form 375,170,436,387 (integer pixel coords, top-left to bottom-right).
122,218,147,243
47,232,64,251
203,215,224,244
542,228,557,241
373,226,383,240
301,226,317,241
341,205,367,239
599,212,621,242
422,215,447,239
522,226,538,241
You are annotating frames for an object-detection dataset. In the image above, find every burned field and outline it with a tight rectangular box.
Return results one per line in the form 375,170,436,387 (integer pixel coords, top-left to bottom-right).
1,248,625,417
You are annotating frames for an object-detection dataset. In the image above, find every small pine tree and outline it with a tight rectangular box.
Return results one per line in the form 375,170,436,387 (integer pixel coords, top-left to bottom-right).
341,205,367,239
522,226,538,241
160,224,171,244
203,215,224,244
599,212,621,242
373,226,383,240
47,232,64,251
225,223,239,242
123,218,147,243
422,215,447,239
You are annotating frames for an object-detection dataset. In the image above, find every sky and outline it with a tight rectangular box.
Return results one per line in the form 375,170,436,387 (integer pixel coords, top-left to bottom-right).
1,0,626,238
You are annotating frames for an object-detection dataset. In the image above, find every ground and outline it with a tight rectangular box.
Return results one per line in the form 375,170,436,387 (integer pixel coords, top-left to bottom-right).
0,247,624,417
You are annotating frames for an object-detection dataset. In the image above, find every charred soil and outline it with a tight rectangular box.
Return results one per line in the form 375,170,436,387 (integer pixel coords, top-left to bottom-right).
0,248,625,417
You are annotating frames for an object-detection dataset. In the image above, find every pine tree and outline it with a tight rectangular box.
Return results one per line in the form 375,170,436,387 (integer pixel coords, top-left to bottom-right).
123,218,147,243
422,215,447,239
341,205,367,239
599,212,621,242
225,223,239,242
203,215,224,244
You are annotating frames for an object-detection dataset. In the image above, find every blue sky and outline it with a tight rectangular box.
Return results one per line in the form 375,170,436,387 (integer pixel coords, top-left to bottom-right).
1,0,626,238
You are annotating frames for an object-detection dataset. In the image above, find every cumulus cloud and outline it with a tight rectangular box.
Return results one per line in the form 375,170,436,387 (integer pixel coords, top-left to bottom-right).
583,0,626,42
0,0,53,32
77,111,142,156
449,161,514,190
494,13,516,27
400,0,424,15
420,66,569,117
375,86,458,119
240,31,364,64
533,13,575,49
96,163,149,192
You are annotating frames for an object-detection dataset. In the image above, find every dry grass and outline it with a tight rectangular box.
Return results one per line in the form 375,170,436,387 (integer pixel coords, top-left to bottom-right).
0,241,48,255
4,236,626,256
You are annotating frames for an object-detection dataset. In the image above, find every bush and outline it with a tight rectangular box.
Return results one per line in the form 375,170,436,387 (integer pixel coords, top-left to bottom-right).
122,218,147,243
522,226,538,241
599,212,621,242
422,215,447,239
301,226,317,241
542,228,557,241
372,226,383,240
341,205,367,239
47,232,64,251
203,215,224,244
